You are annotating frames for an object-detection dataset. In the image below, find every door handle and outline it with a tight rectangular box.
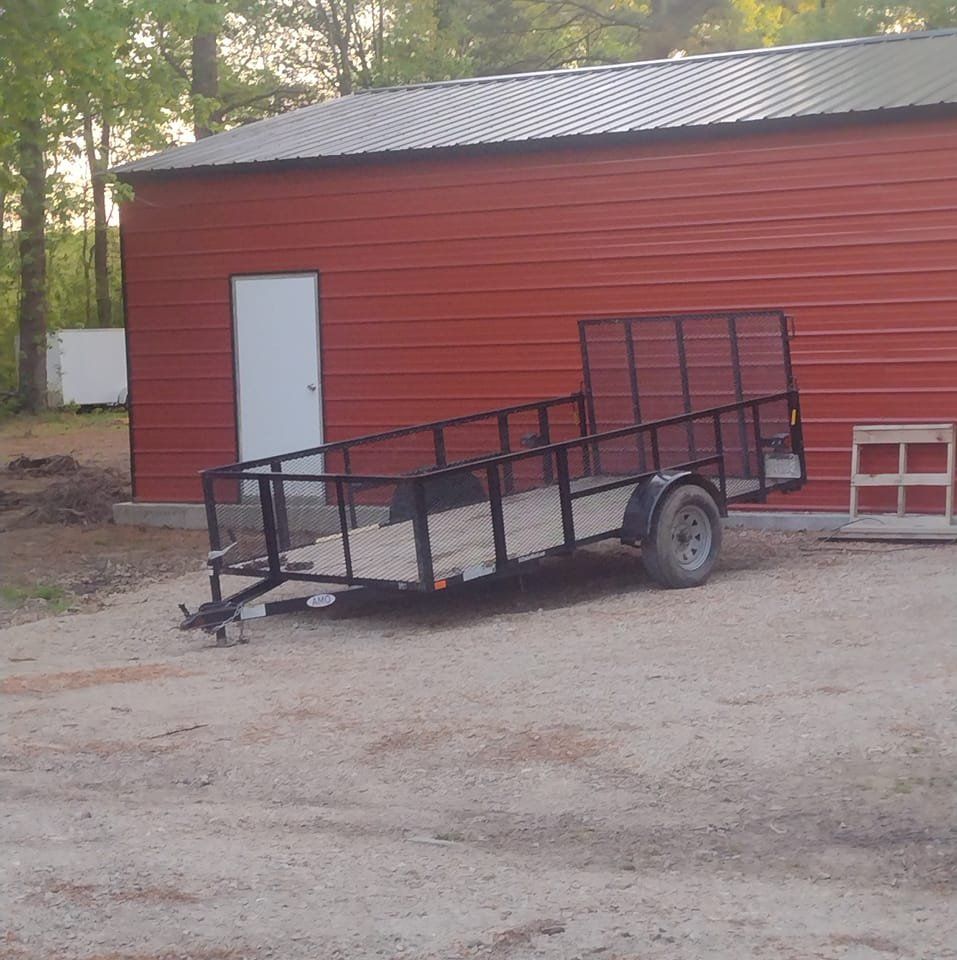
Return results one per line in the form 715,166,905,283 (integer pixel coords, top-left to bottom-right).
306,383,317,392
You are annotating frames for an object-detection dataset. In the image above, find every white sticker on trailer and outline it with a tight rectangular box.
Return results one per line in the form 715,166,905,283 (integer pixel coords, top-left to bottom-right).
462,562,496,581
239,604,267,621
306,593,337,608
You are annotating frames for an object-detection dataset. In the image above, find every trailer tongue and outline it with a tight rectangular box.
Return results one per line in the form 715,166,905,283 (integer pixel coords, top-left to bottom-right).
181,310,805,639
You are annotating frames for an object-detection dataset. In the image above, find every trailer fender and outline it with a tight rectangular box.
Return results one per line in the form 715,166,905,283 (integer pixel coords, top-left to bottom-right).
389,470,486,524
620,471,726,545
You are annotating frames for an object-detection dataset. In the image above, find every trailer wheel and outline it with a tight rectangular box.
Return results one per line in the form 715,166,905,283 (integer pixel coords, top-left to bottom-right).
641,484,722,589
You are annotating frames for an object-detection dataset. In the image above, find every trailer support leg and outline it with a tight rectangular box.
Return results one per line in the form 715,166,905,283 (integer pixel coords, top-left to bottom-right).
208,566,227,645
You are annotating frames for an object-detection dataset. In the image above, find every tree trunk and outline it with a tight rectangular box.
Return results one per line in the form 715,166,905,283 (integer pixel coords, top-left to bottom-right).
316,1,354,95
17,113,48,413
191,29,219,138
336,33,354,94
81,197,92,324
83,113,112,327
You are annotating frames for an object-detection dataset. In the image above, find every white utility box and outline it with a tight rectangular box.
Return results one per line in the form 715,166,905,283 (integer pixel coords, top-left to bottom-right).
47,328,128,407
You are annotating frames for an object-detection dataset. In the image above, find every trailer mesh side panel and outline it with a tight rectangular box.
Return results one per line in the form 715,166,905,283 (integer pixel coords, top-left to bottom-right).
427,468,497,579
495,453,562,559
207,475,268,567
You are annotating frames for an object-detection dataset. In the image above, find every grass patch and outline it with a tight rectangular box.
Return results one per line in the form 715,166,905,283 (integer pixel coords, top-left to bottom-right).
0,408,128,438
0,582,71,612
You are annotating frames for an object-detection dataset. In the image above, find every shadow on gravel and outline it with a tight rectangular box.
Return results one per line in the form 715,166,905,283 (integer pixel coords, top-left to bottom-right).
451,769,957,894
276,532,802,633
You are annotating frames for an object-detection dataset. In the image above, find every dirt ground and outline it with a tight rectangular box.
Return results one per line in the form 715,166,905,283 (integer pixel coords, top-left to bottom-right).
0,412,206,627
2,530,955,960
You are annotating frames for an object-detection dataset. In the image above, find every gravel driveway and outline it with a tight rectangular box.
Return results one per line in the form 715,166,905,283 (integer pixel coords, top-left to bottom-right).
2,531,955,960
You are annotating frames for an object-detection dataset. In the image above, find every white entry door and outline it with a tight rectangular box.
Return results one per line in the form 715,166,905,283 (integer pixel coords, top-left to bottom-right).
233,273,322,462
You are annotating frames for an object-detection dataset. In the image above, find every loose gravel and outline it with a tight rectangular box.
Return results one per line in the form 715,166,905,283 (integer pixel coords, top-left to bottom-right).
2,531,955,960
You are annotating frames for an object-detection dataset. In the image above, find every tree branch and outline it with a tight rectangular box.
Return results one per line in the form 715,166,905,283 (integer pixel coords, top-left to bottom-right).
211,84,313,123
159,43,191,83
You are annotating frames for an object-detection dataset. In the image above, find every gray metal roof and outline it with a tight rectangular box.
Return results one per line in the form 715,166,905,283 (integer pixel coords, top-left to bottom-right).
117,30,957,175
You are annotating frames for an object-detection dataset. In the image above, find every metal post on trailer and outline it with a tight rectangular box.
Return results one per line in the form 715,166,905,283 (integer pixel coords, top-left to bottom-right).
751,401,767,498
258,476,283,580
555,448,575,546
578,322,602,475
649,425,661,471
433,427,447,468
674,316,697,459
537,405,553,484
497,412,514,494
486,464,508,568
200,472,233,644
410,478,435,586
575,392,592,477
790,391,807,483
342,447,358,528
727,314,752,478
201,473,224,606
335,478,354,580
780,313,797,390
624,319,647,472
713,412,727,501
781,313,805,485
270,459,291,550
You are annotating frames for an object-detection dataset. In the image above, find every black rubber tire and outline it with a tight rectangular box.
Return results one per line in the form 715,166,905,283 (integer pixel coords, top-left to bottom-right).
641,483,722,589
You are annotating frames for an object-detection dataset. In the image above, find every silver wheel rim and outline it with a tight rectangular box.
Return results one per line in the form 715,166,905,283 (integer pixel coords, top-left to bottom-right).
670,504,713,571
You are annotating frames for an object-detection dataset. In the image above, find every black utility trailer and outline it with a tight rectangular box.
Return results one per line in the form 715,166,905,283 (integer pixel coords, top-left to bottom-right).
182,311,805,636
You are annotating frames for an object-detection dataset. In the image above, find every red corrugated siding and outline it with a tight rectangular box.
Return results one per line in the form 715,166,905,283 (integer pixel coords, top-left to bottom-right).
121,116,957,508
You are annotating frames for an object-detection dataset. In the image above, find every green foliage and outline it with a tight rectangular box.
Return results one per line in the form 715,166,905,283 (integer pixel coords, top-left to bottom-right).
0,226,124,392
0,407,128,432
715,0,957,47
777,0,957,42
142,0,315,135
0,581,70,611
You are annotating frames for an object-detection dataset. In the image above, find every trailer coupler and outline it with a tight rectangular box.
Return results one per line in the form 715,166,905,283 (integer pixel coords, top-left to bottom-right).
179,593,339,633
178,601,240,632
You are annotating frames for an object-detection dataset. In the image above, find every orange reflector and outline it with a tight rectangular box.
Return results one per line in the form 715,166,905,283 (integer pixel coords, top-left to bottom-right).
434,579,447,590
791,409,798,425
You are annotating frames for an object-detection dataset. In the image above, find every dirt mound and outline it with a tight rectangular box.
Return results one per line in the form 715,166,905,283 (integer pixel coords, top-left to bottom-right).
18,466,128,525
0,489,22,509
2,450,127,526
7,454,79,475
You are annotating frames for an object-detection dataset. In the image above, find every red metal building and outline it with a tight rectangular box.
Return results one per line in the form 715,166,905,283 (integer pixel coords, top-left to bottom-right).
116,31,957,517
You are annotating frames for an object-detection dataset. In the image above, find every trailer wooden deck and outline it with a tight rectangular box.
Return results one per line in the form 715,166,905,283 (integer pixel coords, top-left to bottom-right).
232,474,768,585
